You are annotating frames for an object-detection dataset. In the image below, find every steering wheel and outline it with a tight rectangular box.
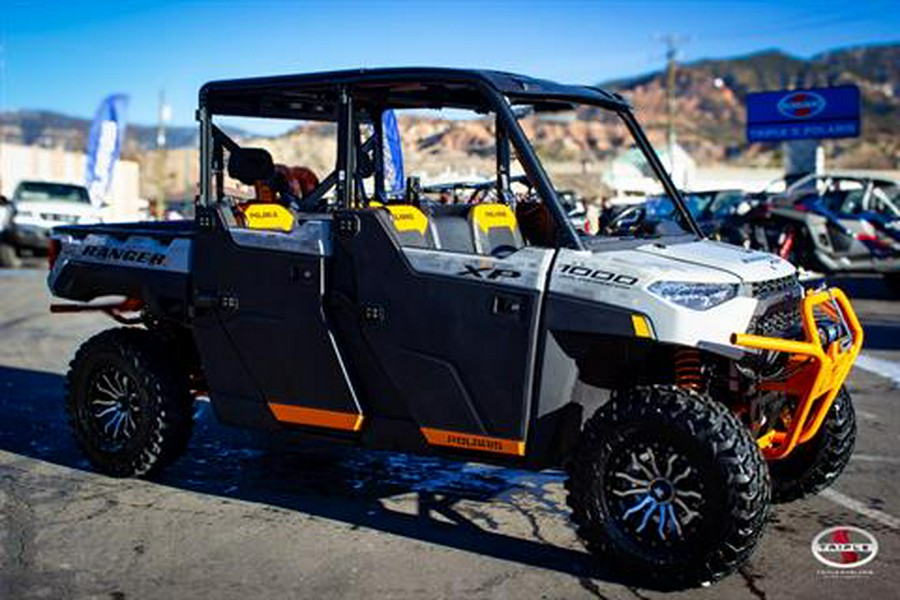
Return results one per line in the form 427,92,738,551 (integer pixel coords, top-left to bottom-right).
606,206,647,236
490,245,519,258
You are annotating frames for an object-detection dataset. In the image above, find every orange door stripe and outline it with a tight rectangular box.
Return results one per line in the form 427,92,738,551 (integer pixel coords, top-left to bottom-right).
420,427,525,456
268,403,364,432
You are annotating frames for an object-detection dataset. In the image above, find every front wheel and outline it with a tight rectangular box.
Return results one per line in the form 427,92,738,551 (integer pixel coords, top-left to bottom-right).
769,386,856,503
566,385,771,588
66,328,194,477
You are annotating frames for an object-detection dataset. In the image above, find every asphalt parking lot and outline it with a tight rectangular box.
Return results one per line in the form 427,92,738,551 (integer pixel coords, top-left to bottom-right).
0,267,898,599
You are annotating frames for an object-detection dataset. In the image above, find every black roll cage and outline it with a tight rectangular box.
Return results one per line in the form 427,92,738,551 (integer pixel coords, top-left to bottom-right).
197,68,701,249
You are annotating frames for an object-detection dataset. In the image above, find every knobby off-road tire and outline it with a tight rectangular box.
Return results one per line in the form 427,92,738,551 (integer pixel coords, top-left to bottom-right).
66,328,194,477
0,242,20,268
565,385,771,588
769,386,856,503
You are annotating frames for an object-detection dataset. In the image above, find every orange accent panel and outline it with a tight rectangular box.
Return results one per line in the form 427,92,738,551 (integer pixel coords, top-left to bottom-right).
268,403,364,432
420,427,525,456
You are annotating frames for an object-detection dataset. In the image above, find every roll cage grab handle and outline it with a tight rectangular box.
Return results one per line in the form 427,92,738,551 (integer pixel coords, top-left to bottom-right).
195,84,701,245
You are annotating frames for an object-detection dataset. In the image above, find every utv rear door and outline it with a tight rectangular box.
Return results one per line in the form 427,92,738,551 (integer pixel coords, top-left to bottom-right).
191,207,362,431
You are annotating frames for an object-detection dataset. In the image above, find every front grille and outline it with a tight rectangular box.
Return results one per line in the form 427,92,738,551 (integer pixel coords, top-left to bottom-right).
751,274,800,299
749,299,802,338
40,213,80,223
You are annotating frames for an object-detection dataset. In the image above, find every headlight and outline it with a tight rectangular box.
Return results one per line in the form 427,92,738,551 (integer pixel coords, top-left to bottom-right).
649,281,738,311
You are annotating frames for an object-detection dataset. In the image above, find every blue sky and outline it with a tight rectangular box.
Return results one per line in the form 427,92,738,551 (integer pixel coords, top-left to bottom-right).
1,0,897,131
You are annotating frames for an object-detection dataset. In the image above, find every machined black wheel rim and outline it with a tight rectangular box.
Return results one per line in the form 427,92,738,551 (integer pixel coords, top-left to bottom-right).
605,442,707,549
86,365,141,450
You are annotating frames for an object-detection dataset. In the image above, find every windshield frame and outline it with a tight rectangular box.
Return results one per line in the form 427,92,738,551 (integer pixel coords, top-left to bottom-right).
503,94,702,240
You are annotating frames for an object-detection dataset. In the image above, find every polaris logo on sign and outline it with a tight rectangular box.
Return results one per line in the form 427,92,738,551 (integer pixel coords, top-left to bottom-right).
777,91,826,119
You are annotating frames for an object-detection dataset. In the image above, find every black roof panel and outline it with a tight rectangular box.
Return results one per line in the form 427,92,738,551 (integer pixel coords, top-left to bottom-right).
200,67,627,119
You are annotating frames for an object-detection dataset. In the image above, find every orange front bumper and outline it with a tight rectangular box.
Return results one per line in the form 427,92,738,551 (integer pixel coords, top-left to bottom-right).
731,288,864,460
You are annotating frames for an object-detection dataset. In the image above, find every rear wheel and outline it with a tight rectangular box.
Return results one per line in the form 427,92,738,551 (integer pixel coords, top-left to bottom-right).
770,386,856,503
66,328,194,477
566,385,770,588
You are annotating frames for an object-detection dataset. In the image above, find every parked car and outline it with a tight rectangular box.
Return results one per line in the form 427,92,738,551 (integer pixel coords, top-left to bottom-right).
601,189,750,239
0,194,19,267
754,174,900,292
9,181,102,257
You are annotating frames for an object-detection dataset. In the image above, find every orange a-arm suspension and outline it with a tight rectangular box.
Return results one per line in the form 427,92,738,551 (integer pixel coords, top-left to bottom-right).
731,288,863,460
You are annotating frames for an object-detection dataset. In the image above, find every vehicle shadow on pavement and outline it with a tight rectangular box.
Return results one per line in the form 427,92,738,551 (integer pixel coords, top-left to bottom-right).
857,320,900,350
825,276,900,350
0,364,654,591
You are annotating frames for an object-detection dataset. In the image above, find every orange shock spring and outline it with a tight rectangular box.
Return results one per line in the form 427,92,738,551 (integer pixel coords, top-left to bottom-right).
674,348,704,390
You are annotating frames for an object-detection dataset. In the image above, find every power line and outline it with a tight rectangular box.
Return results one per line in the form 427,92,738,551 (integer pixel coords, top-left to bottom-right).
700,7,883,43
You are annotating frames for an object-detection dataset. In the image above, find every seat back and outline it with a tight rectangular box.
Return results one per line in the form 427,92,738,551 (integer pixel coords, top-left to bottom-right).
383,204,438,248
469,203,524,255
430,204,476,254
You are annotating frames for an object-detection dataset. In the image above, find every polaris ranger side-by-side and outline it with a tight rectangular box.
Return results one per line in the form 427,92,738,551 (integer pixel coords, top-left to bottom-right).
48,69,863,587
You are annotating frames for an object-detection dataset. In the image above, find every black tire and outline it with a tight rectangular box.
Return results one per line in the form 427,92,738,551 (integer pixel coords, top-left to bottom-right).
769,386,856,503
0,242,20,268
565,385,770,588
66,328,194,477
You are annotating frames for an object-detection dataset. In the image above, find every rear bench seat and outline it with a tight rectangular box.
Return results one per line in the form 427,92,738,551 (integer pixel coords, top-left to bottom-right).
429,205,475,253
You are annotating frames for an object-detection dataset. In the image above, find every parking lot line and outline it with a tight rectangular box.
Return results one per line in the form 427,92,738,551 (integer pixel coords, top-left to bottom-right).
850,454,900,465
820,488,900,530
855,409,879,420
855,353,900,387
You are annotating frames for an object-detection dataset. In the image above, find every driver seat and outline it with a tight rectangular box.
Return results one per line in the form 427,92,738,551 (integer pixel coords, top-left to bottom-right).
469,203,524,255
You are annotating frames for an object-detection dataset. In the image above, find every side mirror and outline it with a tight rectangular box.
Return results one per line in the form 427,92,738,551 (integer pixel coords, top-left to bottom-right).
227,148,274,185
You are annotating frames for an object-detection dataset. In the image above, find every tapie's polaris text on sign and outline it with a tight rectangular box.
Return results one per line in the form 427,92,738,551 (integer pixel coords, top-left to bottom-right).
746,85,860,142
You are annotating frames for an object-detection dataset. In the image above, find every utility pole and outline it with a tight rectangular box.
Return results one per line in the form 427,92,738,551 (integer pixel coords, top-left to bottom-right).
156,88,169,149
658,34,688,170
154,89,171,219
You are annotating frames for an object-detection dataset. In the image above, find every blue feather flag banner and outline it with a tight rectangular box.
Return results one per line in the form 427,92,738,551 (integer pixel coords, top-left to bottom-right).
84,94,129,205
382,109,404,193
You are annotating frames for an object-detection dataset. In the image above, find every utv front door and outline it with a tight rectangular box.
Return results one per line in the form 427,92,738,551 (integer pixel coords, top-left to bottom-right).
328,209,550,454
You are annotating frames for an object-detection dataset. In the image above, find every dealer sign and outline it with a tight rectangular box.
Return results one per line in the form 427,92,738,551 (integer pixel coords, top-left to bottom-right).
746,85,860,142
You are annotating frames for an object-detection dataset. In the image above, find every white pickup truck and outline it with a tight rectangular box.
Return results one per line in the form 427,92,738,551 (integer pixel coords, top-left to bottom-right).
3,181,102,265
